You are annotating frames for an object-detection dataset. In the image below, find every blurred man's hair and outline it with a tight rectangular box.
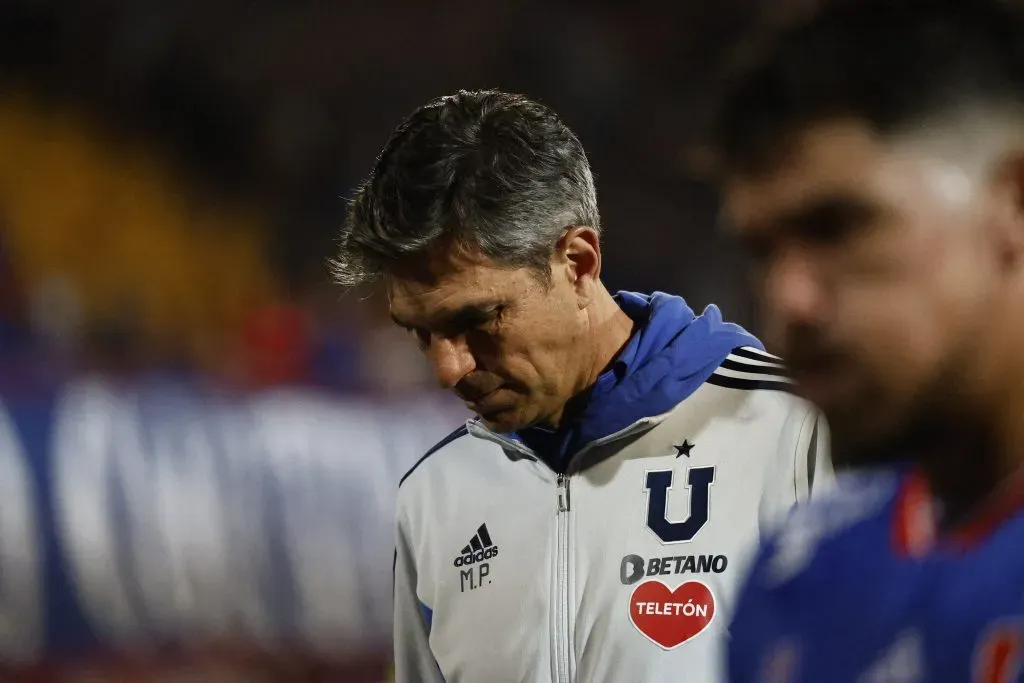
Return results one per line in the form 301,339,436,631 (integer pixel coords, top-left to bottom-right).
331,90,600,287
711,0,1024,174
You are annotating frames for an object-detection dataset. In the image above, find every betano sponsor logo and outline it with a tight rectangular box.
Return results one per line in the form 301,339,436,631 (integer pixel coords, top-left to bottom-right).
620,553,728,585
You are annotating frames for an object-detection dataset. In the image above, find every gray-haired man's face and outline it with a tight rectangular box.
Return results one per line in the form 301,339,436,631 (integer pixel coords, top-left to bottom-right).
388,246,588,433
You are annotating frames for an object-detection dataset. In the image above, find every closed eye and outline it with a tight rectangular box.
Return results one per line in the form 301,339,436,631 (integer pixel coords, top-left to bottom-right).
394,304,506,349
789,196,882,246
734,195,883,267
444,304,505,337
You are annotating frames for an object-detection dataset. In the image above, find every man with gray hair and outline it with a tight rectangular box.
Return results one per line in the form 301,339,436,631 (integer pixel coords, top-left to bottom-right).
333,90,832,683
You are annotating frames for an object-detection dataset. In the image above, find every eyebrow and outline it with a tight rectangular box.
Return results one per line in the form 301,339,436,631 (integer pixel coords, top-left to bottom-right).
390,302,501,333
784,195,881,232
734,193,882,239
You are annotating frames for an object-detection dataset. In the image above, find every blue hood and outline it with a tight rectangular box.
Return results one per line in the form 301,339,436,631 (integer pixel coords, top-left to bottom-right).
516,291,762,472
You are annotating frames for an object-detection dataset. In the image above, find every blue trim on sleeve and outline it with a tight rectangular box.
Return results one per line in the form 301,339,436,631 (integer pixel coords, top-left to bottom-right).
420,602,434,629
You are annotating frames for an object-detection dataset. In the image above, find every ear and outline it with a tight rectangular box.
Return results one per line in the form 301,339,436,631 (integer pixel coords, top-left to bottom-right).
555,226,602,306
990,150,1024,270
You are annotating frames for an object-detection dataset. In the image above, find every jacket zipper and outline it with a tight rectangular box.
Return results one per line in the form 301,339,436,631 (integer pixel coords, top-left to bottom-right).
554,473,572,683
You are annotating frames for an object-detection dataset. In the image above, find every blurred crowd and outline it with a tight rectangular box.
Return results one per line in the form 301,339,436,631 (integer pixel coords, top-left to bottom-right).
0,99,431,395
0,0,818,396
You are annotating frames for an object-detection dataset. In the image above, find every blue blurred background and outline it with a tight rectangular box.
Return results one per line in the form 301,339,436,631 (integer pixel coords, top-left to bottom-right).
0,1,808,680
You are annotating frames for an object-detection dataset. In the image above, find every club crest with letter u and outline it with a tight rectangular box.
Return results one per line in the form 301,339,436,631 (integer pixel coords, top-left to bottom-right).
644,466,716,544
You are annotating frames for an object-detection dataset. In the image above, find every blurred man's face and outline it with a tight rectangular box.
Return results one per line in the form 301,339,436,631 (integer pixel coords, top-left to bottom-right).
388,244,588,433
722,120,1006,462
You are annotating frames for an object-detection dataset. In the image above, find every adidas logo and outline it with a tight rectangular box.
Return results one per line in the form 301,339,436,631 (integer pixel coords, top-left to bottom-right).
453,524,499,567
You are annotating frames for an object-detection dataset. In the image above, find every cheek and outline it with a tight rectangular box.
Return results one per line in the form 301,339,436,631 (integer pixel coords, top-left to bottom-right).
500,314,581,380
489,318,565,369
839,284,942,383
835,235,987,393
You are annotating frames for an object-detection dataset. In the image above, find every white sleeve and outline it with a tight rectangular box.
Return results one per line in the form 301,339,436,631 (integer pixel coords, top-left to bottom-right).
758,404,835,536
393,502,446,683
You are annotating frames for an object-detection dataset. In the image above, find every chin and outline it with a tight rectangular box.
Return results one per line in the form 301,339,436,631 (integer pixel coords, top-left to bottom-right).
830,436,906,470
826,406,918,470
476,410,525,434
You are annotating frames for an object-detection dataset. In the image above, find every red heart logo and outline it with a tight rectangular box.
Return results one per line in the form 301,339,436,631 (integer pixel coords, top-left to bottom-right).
628,580,716,649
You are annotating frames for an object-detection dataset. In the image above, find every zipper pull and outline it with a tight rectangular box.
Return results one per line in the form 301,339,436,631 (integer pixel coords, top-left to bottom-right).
556,474,571,512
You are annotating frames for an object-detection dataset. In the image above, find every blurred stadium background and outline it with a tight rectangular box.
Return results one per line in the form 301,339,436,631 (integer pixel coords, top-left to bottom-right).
0,1,808,680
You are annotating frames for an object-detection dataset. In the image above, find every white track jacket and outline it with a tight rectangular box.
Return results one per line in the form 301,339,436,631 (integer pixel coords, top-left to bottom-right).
393,292,833,683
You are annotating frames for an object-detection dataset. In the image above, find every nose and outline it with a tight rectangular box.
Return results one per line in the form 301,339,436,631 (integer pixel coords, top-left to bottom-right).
427,335,476,390
763,246,827,335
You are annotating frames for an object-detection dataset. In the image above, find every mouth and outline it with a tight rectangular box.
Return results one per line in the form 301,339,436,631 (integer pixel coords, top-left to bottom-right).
463,387,512,414
789,360,857,411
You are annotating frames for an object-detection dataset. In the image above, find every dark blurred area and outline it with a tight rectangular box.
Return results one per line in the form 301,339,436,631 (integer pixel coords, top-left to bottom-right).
0,1,816,680
0,0,817,394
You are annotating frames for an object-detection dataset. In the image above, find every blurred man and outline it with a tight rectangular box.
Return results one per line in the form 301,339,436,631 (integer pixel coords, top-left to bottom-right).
333,90,831,683
712,0,1024,680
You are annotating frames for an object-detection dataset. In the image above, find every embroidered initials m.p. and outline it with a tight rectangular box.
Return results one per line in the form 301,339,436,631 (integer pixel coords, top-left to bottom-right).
644,466,716,544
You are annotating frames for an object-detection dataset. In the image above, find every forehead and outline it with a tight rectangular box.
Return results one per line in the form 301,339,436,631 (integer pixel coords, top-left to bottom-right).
722,122,886,228
721,120,974,234
387,249,532,323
